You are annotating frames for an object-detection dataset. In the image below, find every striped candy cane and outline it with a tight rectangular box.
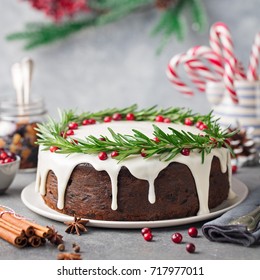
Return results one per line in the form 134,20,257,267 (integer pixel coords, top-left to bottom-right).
210,22,246,80
184,60,206,92
247,32,260,81
167,53,194,96
223,57,239,103
187,45,224,78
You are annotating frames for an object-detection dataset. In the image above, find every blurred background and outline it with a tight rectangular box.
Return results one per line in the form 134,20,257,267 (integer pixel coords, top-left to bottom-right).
0,0,259,117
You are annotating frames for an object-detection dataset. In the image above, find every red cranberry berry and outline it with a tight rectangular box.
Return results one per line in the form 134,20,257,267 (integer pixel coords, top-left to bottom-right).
0,151,8,160
88,119,96,125
188,227,198,238
0,149,16,164
111,151,119,158
82,119,96,125
68,122,78,130
143,232,153,242
171,233,183,244
99,137,106,141
98,151,108,160
155,115,164,122
184,118,193,126
199,123,208,130
141,150,147,157
186,243,196,253
195,121,203,128
66,129,74,136
141,228,151,235
153,137,160,143
181,148,190,156
112,113,122,121
50,146,59,153
126,113,135,121
164,118,171,123
4,157,15,163
104,116,112,123
232,165,238,174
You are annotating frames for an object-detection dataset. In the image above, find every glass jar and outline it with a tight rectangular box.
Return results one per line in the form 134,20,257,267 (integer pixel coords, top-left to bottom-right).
0,96,47,172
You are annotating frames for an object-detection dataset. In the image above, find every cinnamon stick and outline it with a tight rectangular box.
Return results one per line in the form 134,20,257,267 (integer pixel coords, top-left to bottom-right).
28,235,42,248
0,225,27,248
0,207,34,237
22,220,53,238
0,219,25,236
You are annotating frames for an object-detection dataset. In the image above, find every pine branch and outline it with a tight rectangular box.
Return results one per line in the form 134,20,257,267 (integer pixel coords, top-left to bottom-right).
6,17,98,50
36,105,235,163
6,0,207,51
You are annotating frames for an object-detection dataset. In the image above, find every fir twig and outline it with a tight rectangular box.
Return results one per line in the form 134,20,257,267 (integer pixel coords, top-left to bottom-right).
35,104,235,163
6,0,207,51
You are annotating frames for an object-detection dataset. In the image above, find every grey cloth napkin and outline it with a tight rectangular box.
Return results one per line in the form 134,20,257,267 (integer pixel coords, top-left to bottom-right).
202,188,260,247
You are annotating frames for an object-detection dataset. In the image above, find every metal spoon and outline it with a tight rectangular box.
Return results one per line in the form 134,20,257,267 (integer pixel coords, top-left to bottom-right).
21,57,34,105
229,205,260,232
11,62,24,105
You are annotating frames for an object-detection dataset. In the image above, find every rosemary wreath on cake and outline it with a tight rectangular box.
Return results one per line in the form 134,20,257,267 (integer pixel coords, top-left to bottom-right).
36,104,235,163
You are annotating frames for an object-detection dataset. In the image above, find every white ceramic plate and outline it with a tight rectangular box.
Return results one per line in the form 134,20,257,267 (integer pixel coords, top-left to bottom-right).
21,178,248,229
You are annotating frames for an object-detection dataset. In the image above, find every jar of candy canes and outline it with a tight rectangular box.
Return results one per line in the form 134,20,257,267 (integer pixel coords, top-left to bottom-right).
0,96,47,172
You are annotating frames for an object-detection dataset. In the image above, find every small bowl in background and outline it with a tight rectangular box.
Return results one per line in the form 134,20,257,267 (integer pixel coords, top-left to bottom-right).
0,155,20,194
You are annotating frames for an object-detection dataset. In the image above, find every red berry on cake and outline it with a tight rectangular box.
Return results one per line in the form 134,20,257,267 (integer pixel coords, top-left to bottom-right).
141,227,151,235
68,122,78,130
66,129,74,136
184,118,193,126
112,113,122,121
163,118,171,123
50,146,59,153
111,151,119,158
186,243,196,253
199,123,208,130
141,150,147,157
126,113,135,121
195,121,203,128
155,115,164,122
88,119,96,125
104,116,112,122
143,232,153,241
171,233,182,244
82,119,96,125
181,148,190,156
153,137,160,143
98,152,108,160
188,227,198,237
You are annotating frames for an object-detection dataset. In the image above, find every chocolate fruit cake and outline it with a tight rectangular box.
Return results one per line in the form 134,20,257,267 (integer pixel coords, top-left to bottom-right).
35,105,234,221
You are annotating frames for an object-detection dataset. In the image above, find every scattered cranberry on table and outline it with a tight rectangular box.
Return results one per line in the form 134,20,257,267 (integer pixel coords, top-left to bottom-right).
171,233,183,244
143,232,153,241
188,227,198,238
141,227,153,241
141,227,151,235
186,243,196,253
0,148,17,164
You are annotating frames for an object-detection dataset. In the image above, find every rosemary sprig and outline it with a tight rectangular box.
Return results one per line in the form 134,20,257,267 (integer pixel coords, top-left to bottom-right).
36,104,236,162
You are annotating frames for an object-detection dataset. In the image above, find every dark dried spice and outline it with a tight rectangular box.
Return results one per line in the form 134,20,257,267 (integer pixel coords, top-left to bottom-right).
64,215,89,236
47,226,64,245
57,252,82,260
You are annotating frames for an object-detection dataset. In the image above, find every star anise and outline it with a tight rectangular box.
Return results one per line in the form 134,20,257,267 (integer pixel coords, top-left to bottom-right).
57,252,82,260
47,226,64,245
64,215,89,236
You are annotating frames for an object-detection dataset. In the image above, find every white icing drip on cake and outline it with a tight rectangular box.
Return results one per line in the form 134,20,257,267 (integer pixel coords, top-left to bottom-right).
35,121,233,215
